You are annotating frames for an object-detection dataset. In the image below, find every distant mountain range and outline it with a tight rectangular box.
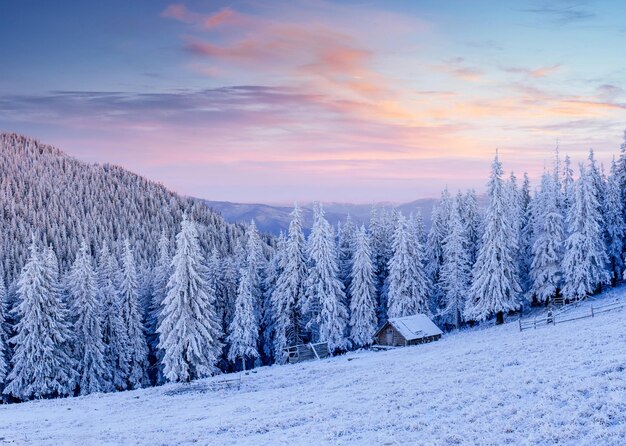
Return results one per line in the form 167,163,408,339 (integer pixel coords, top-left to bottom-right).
202,199,444,235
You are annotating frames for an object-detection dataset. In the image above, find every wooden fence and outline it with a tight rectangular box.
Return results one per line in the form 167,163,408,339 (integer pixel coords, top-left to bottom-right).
519,299,626,331
284,342,330,364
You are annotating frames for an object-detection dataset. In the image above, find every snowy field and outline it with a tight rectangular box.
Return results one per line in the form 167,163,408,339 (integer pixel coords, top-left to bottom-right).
1,291,625,445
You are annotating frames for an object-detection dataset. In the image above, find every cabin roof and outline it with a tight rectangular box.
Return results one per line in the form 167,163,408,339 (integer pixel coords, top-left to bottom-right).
375,314,443,341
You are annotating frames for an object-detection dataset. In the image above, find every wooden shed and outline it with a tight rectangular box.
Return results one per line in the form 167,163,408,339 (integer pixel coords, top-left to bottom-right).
374,314,443,347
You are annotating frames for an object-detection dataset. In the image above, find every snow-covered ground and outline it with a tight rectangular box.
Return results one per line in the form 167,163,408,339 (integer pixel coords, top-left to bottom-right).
2,290,625,446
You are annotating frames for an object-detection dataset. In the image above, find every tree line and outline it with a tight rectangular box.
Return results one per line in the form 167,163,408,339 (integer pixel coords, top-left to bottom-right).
1,132,626,402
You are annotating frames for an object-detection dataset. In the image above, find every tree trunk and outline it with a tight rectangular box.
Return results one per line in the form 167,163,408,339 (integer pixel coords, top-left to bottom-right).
496,311,504,325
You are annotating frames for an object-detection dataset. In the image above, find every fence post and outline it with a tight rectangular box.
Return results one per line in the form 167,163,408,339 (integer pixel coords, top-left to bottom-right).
590,305,594,318
519,318,522,332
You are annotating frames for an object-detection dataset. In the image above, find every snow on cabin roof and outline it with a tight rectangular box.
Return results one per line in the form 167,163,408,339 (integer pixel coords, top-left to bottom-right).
379,314,443,341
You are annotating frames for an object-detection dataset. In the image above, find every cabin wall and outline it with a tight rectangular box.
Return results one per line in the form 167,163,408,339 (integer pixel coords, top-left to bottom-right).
376,325,406,346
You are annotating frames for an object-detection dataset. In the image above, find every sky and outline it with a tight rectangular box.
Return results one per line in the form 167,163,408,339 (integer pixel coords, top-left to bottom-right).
1,0,625,204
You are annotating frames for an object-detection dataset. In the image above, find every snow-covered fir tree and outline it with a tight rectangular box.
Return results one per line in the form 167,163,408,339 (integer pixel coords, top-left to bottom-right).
67,241,110,395
586,150,608,249
119,239,148,388
605,159,624,285
459,189,482,266
244,220,265,307
337,215,356,304
616,132,626,251
3,240,76,400
586,150,607,212
303,203,349,352
147,233,171,384
387,213,431,318
215,254,238,343
260,232,285,364
227,268,259,368
427,188,452,309
517,173,534,296
562,154,575,216
562,164,610,301
158,216,222,382
466,153,521,324
440,198,471,329
348,225,377,347
0,279,7,391
529,172,564,304
413,211,428,247
271,205,308,363
97,244,127,390
369,207,393,323
409,213,432,308
243,220,266,364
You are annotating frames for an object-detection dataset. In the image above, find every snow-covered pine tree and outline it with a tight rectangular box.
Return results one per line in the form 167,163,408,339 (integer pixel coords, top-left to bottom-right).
260,232,285,364
459,189,482,266
349,225,377,347
387,213,430,318
337,215,356,304
244,220,265,304
409,213,432,309
0,279,7,391
562,164,610,300
506,172,524,294
158,216,222,382
147,232,171,384
413,211,428,247
440,197,471,329
466,153,521,324
427,188,452,310
586,149,607,241
529,172,564,304
303,203,349,352
517,173,533,297
369,206,393,324
3,240,76,400
227,268,259,369
271,205,308,363
562,154,575,217
605,159,624,286
243,220,266,361
616,131,626,253
97,244,127,390
68,241,110,394
119,239,148,388
214,253,238,340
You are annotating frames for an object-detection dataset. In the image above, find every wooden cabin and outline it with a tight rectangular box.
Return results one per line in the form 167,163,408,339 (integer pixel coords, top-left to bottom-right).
374,314,443,347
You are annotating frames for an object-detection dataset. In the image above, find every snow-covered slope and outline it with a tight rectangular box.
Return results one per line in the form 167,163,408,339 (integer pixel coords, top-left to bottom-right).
2,290,625,445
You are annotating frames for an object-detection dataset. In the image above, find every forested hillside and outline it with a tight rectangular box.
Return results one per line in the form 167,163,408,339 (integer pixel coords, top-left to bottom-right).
0,133,245,281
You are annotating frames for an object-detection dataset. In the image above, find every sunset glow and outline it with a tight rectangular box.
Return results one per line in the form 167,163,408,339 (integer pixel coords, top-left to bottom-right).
1,0,625,202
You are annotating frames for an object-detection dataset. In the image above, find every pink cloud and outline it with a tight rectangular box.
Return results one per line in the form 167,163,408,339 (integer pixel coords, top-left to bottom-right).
161,3,198,23
162,4,243,29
